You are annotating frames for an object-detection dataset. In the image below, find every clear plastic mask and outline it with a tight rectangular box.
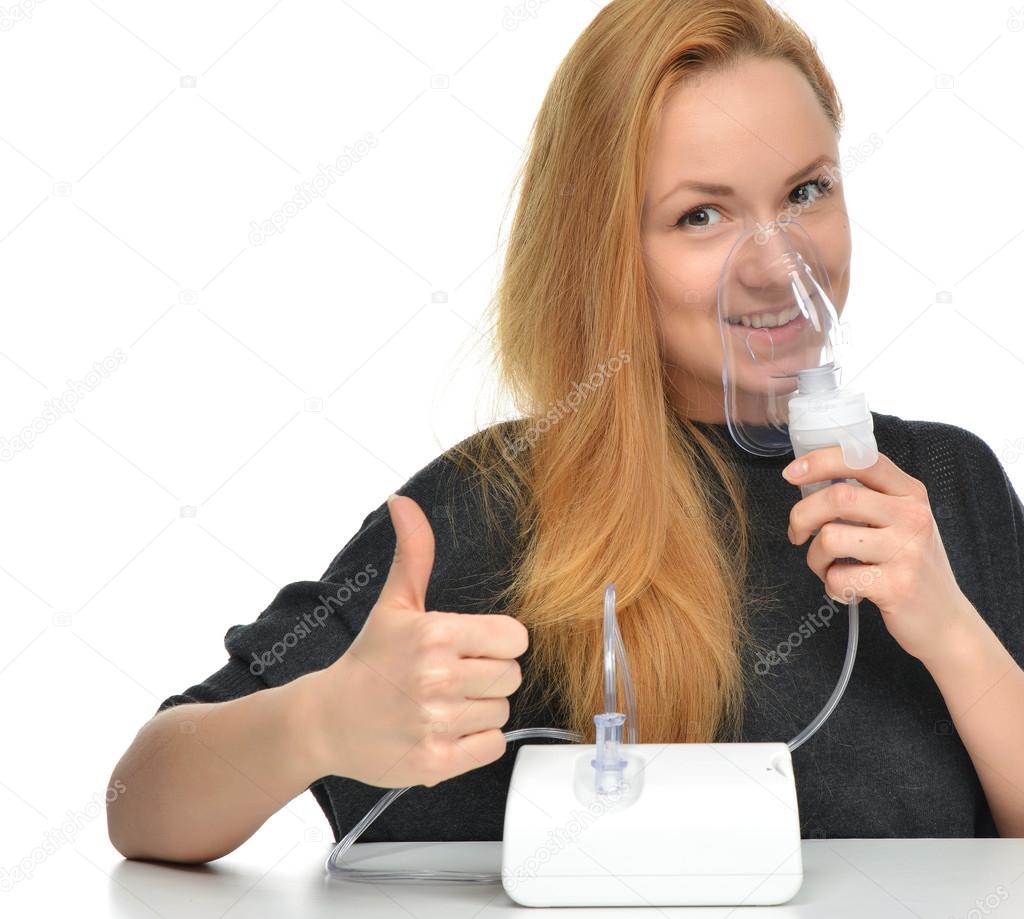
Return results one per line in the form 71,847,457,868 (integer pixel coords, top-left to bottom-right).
716,219,845,457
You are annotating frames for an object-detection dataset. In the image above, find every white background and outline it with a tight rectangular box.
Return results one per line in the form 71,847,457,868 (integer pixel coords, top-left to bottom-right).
2,0,1023,912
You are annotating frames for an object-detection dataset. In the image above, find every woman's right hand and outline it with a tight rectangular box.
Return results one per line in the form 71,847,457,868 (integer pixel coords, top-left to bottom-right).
301,494,528,789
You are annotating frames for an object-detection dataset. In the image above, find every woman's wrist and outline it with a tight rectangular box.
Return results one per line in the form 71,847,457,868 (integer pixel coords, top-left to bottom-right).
917,593,1011,693
279,665,351,787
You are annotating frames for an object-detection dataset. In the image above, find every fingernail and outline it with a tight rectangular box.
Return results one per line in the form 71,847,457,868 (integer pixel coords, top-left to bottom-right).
782,459,808,481
386,493,398,506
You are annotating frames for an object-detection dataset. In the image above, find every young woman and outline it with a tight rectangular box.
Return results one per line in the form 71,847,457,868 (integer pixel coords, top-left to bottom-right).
107,0,1024,863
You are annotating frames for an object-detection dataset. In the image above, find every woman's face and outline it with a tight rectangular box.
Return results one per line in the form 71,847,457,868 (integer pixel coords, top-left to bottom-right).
641,56,851,423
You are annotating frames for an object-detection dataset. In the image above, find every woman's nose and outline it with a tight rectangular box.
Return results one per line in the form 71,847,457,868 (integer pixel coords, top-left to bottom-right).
733,239,788,297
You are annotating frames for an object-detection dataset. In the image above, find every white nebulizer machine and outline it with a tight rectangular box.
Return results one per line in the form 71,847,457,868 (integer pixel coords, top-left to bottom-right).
324,219,877,907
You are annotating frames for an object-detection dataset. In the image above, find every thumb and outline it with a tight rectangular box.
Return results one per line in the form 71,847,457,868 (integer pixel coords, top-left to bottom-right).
377,493,435,611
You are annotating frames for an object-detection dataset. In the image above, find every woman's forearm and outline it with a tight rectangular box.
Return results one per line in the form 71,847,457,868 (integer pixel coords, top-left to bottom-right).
106,672,326,863
920,597,1024,837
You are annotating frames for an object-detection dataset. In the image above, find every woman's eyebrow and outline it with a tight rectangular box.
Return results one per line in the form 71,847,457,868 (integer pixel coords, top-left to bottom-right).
655,154,837,207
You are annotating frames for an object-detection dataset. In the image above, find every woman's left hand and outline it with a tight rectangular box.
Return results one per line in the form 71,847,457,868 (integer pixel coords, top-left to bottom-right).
783,446,976,664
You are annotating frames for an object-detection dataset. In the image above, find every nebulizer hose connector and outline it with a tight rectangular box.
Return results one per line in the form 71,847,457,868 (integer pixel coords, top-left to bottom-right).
591,582,639,794
592,713,627,794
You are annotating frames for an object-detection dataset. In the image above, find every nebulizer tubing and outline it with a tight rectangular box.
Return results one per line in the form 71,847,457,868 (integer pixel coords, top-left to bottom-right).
322,725,586,884
787,595,858,752
324,579,858,883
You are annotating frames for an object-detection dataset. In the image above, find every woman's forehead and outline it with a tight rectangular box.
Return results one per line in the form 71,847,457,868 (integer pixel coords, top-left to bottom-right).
646,58,837,200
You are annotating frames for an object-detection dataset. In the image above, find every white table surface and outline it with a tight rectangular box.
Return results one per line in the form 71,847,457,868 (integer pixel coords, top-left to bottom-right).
6,838,1024,918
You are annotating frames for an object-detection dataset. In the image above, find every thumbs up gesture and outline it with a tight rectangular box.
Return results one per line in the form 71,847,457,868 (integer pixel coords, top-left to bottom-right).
303,494,528,789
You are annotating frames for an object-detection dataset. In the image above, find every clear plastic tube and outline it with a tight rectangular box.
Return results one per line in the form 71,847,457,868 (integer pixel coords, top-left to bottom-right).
787,597,859,753
325,590,859,883
323,726,583,883
604,583,638,746
589,583,636,795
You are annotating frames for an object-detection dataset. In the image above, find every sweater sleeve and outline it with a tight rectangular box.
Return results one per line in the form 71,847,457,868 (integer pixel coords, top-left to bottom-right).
154,434,511,716
153,498,395,715
947,425,1024,669
980,437,1024,647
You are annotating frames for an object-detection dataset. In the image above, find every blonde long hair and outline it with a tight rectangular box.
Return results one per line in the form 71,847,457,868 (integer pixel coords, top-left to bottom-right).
444,0,843,743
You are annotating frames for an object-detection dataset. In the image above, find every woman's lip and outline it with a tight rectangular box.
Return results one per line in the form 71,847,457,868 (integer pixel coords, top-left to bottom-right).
727,313,808,343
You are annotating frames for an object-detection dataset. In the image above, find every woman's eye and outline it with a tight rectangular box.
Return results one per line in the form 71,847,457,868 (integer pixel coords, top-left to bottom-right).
789,175,835,207
674,205,723,230
673,175,836,232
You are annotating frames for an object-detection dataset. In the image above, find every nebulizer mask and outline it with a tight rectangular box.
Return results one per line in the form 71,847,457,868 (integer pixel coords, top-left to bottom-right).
325,219,875,907
717,218,876,473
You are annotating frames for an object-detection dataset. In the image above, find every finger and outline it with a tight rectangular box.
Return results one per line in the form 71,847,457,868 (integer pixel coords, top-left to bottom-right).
378,494,435,611
805,521,887,579
788,480,896,545
447,696,512,738
821,560,883,607
449,613,529,660
785,446,921,498
455,657,523,699
445,728,508,776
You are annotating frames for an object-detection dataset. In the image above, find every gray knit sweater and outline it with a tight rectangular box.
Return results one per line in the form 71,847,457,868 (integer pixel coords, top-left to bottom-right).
157,411,1024,841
